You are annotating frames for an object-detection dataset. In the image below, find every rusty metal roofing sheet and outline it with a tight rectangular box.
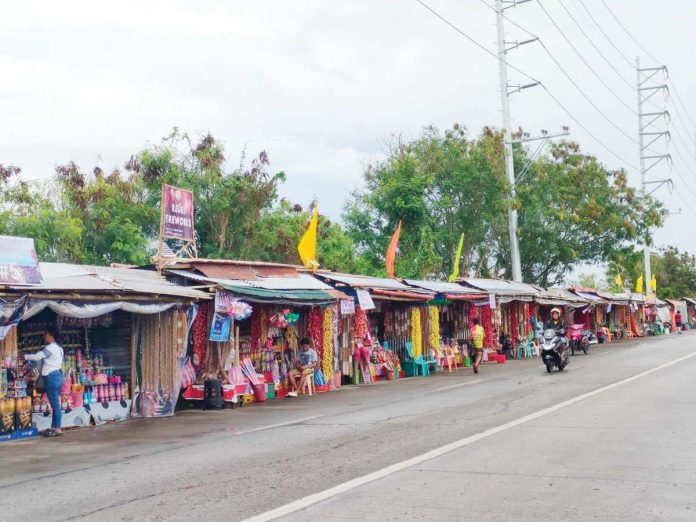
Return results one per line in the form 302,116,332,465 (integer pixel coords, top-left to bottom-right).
404,279,486,295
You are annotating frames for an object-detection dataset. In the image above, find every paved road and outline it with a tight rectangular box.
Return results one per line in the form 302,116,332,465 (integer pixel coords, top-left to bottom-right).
1,333,694,521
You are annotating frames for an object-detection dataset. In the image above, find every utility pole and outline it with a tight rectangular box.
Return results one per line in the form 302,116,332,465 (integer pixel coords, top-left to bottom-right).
496,0,522,283
636,57,670,300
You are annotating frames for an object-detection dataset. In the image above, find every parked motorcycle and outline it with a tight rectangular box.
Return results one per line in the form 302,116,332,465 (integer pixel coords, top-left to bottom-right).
540,328,569,373
568,324,590,355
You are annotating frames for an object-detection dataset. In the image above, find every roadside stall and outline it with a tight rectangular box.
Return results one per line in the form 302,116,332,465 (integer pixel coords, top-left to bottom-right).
597,292,631,340
459,279,540,360
570,288,610,341
404,279,487,367
314,272,433,381
164,259,347,403
1,259,207,438
628,293,647,336
683,298,696,327
665,299,688,332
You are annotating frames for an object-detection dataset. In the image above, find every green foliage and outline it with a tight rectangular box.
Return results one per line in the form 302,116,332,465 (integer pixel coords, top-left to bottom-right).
344,125,665,285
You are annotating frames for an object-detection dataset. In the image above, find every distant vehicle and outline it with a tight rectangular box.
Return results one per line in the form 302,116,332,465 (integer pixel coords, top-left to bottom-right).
569,324,590,355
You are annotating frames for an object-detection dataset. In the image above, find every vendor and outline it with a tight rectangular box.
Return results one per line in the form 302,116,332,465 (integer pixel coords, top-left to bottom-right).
23,327,64,437
287,338,317,397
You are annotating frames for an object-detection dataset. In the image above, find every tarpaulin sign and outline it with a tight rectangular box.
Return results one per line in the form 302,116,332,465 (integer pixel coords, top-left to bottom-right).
209,290,233,342
340,299,356,315
161,185,194,241
0,236,42,285
356,289,375,311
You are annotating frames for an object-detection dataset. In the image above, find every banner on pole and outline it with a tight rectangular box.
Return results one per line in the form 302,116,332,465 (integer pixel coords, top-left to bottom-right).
162,185,195,241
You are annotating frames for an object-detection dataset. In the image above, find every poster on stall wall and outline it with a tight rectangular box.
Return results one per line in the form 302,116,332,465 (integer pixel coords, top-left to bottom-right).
488,293,497,310
161,184,195,241
340,299,356,315
356,289,375,311
0,236,43,285
209,290,233,342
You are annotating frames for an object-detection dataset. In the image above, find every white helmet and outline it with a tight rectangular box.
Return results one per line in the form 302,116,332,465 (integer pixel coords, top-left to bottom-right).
550,307,562,316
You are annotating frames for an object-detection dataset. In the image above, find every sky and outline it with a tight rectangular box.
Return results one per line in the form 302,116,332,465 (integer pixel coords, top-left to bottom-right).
1,0,695,266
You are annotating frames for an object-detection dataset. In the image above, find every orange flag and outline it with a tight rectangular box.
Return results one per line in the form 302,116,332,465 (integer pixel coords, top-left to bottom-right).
385,220,402,278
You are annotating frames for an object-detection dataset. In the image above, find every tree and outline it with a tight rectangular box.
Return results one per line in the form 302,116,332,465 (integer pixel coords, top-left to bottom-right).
344,126,507,279
345,125,664,284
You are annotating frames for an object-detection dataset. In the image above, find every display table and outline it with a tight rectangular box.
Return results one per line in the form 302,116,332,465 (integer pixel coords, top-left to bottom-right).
32,399,132,430
182,384,248,404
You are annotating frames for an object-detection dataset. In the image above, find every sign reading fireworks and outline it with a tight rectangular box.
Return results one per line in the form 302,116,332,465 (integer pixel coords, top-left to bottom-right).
161,184,194,241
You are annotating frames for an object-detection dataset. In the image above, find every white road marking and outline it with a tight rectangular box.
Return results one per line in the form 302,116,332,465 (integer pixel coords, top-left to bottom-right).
428,378,490,393
241,350,696,522
233,415,324,435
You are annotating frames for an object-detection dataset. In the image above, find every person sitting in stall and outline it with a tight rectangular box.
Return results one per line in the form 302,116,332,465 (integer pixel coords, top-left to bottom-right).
497,331,513,357
287,338,317,397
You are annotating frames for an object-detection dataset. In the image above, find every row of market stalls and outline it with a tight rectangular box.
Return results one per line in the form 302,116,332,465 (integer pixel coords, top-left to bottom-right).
0,241,681,440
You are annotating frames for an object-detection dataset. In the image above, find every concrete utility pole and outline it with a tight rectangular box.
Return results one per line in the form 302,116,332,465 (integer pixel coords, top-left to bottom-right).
636,57,670,299
496,0,522,283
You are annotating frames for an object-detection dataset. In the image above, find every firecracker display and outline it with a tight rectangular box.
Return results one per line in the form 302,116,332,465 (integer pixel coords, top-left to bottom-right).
481,304,494,348
322,307,334,382
192,303,209,368
410,307,422,358
353,307,368,339
429,306,439,352
308,307,324,359
510,303,518,343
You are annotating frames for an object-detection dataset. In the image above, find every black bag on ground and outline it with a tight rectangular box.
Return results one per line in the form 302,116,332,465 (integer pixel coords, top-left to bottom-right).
203,379,223,410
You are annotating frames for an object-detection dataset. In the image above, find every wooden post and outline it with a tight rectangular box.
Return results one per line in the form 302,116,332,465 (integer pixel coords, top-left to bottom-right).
130,314,137,412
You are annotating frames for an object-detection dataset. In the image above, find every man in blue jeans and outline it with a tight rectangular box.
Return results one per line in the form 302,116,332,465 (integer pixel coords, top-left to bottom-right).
24,327,65,437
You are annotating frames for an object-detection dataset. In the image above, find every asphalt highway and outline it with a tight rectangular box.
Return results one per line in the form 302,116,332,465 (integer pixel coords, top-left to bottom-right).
1,333,693,521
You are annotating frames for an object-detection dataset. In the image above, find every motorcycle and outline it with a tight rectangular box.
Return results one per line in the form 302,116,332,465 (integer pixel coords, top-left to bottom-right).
540,328,570,373
568,324,590,355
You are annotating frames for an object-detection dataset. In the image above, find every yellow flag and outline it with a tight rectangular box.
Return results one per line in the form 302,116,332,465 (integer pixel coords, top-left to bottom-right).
298,208,319,271
615,274,623,287
635,274,644,294
649,275,657,292
448,233,465,282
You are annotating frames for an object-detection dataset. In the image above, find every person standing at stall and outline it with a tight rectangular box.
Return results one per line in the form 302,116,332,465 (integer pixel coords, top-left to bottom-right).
470,318,485,374
24,327,64,437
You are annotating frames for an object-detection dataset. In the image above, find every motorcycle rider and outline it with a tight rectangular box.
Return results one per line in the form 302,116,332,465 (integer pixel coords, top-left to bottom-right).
544,308,568,353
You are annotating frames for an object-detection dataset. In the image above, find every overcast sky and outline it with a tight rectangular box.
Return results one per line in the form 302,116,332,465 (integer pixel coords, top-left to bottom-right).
2,0,694,262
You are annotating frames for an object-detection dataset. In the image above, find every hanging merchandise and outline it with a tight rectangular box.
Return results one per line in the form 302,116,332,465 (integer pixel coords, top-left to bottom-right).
510,303,518,342
138,311,179,417
176,311,188,358
481,305,494,347
260,308,268,347
430,306,439,352
322,307,334,383
192,303,209,369
410,308,422,358
308,307,324,360
269,309,299,329
353,307,368,339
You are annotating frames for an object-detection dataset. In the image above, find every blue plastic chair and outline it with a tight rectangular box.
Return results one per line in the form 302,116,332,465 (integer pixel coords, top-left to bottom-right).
403,341,429,377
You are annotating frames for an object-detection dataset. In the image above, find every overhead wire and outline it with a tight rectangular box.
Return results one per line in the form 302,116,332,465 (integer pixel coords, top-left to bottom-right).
415,0,639,170
575,0,634,68
557,0,635,90
536,0,637,116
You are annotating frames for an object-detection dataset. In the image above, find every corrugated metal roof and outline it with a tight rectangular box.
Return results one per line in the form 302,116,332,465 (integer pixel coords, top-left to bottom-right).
545,287,590,304
20,263,209,300
165,269,340,293
318,272,411,290
460,278,540,296
404,279,486,295
573,291,608,304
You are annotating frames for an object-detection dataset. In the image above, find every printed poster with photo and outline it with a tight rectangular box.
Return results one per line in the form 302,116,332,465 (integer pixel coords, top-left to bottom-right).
209,290,233,342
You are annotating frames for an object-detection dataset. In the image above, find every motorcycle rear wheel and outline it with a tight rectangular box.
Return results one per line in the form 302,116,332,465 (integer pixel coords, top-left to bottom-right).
545,362,553,373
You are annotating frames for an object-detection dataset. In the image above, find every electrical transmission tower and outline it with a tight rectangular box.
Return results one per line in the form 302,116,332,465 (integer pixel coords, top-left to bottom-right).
636,57,671,299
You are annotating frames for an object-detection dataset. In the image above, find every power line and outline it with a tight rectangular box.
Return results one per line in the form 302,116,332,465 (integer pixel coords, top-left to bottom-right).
575,0,634,68
599,0,661,66
537,0,637,117
474,0,641,159
597,0,696,133
557,0,634,90
415,0,639,170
